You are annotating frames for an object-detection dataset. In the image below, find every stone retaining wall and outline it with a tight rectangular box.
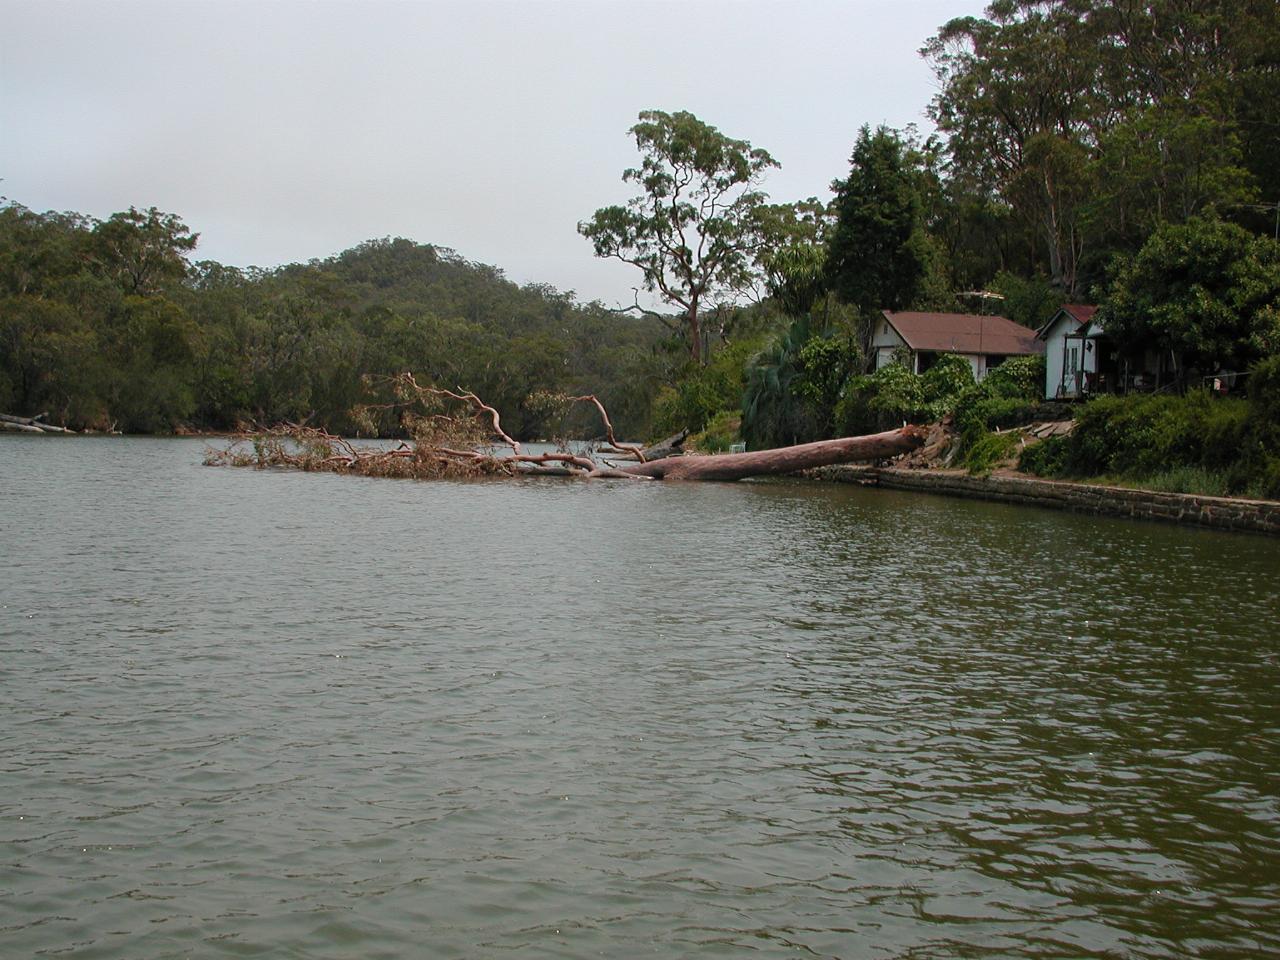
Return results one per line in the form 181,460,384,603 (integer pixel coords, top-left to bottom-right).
817,466,1280,535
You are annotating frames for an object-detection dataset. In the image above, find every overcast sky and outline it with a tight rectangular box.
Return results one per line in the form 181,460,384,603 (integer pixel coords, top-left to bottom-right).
2,0,983,306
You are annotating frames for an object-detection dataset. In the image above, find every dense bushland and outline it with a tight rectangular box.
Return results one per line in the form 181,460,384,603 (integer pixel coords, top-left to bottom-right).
1019,356,1280,498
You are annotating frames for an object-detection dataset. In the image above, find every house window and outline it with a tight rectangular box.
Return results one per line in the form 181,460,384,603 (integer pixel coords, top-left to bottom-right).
1069,346,1079,373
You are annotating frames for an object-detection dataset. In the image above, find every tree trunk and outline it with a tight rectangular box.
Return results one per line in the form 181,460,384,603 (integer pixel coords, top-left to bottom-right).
0,413,74,434
687,305,702,365
619,426,926,481
602,430,688,461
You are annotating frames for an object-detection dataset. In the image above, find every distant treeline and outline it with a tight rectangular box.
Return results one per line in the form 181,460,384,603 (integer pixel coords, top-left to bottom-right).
5,1,1278,444
0,205,668,438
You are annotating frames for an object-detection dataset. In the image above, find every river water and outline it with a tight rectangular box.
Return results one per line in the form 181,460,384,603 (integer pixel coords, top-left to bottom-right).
1,437,1278,958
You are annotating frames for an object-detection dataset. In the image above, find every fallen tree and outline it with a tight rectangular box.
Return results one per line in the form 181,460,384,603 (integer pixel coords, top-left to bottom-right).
204,373,926,482
1,413,76,434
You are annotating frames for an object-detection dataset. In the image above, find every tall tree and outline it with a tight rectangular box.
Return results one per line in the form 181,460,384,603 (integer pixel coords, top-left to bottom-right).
923,5,1101,294
755,197,833,318
90,206,199,295
578,110,778,363
924,1,1280,290
825,126,931,313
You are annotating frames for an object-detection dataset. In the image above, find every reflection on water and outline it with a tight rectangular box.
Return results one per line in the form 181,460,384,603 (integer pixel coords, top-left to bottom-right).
1,437,1277,958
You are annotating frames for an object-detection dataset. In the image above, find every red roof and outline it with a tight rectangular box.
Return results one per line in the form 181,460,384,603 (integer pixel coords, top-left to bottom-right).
882,311,1043,356
1062,304,1098,325
1036,303,1100,338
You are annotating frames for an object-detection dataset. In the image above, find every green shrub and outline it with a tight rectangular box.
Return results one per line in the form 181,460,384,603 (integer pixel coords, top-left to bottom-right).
1018,434,1070,476
963,429,1023,475
654,340,758,437
834,364,922,435
651,383,722,437
1246,355,1280,451
952,355,1049,440
741,316,858,448
954,394,1029,435
1253,456,1280,500
920,354,976,405
689,410,741,453
1064,391,1249,477
1140,465,1234,497
983,354,1046,398
1004,376,1280,499
834,353,976,436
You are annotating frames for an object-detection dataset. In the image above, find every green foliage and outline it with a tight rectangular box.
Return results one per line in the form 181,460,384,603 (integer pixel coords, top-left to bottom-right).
991,272,1061,330
1252,458,1280,501
984,355,1046,399
90,207,199,296
962,430,1023,475
1102,218,1280,371
951,355,1048,435
1245,354,1280,447
0,200,666,437
826,126,930,312
923,1,1280,295
741,315,861,448
762,241,828,318
578,109,779,361
835,364,922,436
689,410,741,453
1015,387,1280,499
935,353,1049,461
652,339,757,438
1018,434,1070,476
835,354,976,436
1064,392,1249,477
1137,466,1236,498
920,353,976,403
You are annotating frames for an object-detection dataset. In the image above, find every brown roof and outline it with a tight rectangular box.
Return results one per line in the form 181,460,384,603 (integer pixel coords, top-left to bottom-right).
1062,304,1098,325
882,311,1043,356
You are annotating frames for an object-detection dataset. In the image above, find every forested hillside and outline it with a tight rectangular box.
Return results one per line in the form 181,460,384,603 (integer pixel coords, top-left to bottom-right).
0,206,666,438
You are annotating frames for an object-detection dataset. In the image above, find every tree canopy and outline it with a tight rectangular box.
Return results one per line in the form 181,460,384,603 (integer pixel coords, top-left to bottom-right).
1101,218,1280,371
922,0,1279,295
578,109,779,363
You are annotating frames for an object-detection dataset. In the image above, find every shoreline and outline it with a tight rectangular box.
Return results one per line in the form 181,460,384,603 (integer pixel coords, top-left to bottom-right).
815,465,1280,536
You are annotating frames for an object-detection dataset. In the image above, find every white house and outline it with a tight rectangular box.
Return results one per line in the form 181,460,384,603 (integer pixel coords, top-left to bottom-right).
871,310,1043,381
1037,304,1100,399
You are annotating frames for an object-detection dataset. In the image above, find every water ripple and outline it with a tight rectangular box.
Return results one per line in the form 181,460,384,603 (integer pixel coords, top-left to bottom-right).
1,438,1277,958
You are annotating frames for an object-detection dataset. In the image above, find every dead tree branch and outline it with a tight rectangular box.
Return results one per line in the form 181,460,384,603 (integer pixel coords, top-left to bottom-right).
205,372,926,483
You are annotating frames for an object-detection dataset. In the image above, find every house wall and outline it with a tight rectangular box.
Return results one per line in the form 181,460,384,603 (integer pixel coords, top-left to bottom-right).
871,320,907,370
1042,315,1072,399
1042,315,1099,399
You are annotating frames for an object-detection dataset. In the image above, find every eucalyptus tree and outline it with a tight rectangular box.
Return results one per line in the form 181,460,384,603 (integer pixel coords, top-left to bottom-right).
90,206,199,295
579,109,779,364
923,5,1101,295
923,0,1280,291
